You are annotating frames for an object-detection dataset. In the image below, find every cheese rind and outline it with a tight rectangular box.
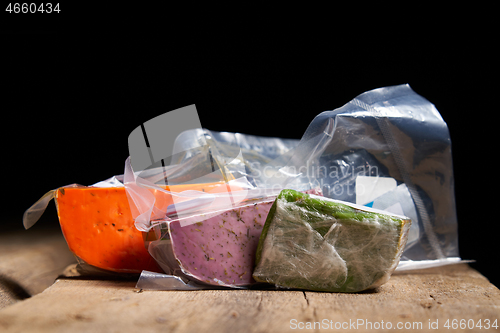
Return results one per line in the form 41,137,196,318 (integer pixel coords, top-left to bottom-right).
253,189,411,292
55,187,162,273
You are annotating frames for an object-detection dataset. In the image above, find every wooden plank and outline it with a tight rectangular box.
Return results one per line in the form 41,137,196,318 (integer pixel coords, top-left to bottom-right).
0,229,76,309
0,264,498,332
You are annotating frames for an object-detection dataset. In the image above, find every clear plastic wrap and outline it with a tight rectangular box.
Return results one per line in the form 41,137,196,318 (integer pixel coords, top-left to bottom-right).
23,178,163,276
129,84,462,290
303,84,459,266
24,84,462,289
124,105,304,234
145,197,277,288
252,189,411,292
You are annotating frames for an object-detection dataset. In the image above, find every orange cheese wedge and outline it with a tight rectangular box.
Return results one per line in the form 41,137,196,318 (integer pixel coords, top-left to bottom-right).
55,182,232,274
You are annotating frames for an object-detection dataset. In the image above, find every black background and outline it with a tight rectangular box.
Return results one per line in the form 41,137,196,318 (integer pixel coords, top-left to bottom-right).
2,7,497,287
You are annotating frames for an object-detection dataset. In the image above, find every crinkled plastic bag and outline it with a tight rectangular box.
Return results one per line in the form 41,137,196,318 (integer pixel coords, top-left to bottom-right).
302,84,459,268
124,104,308,235
129,84,463,290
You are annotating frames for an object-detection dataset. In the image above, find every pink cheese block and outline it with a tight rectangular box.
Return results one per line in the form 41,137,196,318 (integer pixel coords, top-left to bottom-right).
168,198,274,287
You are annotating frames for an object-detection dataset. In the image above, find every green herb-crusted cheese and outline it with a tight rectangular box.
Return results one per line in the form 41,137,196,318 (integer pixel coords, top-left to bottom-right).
253,189,411,292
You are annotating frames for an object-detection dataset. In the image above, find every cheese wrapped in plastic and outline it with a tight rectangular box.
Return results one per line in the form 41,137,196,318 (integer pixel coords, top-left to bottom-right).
253,189,411,292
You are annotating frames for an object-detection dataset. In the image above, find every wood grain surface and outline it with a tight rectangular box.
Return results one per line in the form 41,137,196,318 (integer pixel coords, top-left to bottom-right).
0,229,76,309
0,264,498,332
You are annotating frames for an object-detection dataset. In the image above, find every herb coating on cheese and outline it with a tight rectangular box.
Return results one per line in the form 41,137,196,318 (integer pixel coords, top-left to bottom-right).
253,189,411,292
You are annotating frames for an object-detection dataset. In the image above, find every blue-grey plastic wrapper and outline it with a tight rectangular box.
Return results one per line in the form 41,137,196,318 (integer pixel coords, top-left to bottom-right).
135,84,463,290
